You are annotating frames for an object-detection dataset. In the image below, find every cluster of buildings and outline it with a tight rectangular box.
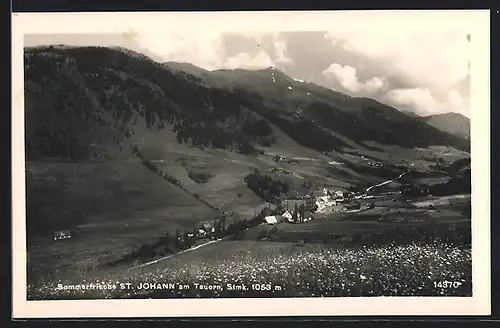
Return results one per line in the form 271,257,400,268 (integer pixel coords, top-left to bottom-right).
367,161,383,167
264,208,313,225
313,188,339,212
197,223,216,238
273,155,288,163
53,230,71,241
310,187,359,213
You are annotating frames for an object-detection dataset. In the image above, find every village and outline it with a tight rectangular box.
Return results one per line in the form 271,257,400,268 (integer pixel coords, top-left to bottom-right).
50,151,402,263
260,186,375,226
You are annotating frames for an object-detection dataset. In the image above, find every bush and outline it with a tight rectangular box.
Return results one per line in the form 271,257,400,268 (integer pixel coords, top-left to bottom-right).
188,169,214,183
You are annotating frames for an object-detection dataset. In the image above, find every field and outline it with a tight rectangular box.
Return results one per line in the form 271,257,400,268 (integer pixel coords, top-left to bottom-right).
29,239,471,299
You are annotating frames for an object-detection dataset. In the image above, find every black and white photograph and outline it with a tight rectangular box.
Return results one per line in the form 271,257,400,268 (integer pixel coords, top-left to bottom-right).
12,11,490,317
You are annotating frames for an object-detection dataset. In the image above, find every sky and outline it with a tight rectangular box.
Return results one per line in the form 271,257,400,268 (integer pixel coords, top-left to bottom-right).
25,30,471,118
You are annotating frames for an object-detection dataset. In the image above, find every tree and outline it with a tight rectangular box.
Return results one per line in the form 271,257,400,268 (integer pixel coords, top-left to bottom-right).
175,228,180,248
292,203,299,223
183,229,189,248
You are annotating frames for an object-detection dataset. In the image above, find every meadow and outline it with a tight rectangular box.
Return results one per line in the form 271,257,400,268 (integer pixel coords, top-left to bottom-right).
28,240,471,299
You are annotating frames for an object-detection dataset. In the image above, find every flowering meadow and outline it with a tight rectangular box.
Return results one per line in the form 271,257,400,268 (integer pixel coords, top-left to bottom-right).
28,241,472,299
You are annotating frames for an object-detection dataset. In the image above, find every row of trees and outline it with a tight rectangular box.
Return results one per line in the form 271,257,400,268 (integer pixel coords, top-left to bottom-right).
399,170,471,198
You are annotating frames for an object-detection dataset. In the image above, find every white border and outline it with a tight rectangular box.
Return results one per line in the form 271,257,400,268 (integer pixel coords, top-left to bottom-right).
11,10,491,318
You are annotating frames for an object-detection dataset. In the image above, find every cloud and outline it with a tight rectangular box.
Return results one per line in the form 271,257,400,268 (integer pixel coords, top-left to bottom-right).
383,88,467,116
134,32,292,71
324,30,470,116
239,32,267,45
322,63,384,94
224,51,274,69
273,37,293,65
134,32,226,70
325,30,469,89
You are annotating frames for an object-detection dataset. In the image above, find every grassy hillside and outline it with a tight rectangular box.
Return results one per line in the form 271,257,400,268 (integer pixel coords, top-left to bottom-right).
26,161,219,242
423,112,470,140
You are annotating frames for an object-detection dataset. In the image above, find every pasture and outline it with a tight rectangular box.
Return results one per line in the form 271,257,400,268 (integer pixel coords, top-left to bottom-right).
26,160,219,287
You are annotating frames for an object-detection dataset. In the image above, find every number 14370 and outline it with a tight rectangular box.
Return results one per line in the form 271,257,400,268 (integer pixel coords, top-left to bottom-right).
434,281,463,288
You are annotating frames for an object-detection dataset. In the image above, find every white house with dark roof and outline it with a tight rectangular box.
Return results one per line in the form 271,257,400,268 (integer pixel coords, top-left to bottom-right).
282,210,293,220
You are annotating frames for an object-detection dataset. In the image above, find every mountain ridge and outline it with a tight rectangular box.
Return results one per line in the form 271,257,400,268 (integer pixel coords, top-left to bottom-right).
24,45,470,163
422,112,470,140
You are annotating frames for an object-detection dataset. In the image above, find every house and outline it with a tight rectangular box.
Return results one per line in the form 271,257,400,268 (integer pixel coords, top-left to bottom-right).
201,223,214,234
282,210,293,220
53,230,71,241
264,216,279,225
285,209,297,223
